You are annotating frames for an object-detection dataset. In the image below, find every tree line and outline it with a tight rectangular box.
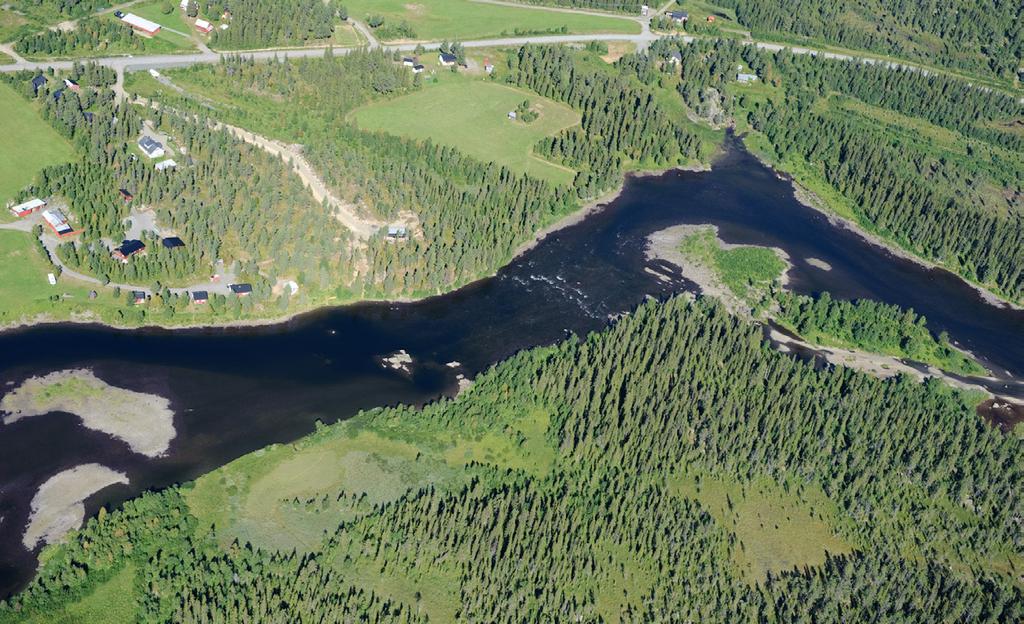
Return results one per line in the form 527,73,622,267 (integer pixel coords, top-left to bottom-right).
715,0,1023,81
2,296,1021,621
508,44,709,197
208,0,346,49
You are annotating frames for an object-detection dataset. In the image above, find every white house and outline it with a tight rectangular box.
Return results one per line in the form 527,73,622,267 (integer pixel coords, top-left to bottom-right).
155,159,178,171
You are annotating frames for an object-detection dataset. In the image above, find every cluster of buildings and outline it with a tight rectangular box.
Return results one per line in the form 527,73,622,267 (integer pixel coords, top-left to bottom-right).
402,57,425,74
138,136,177,170
9,198,78,237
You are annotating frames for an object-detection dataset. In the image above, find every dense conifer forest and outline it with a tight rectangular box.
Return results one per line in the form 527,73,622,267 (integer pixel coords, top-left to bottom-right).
508,45,708,196
13,18,146,57
2,296,1020,621
716,0,1023,80
207,0,345,49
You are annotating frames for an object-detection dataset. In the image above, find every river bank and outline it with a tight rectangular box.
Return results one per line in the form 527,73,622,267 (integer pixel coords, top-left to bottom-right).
747,145,1024,313
645,223,1024,409
0,163,711,337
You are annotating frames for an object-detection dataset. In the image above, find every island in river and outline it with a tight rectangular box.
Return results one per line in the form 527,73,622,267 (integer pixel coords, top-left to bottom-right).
0,141,1021,598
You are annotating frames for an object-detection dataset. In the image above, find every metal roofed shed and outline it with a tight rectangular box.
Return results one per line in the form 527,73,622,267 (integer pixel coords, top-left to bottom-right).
10,198,46,217
120,13,161,36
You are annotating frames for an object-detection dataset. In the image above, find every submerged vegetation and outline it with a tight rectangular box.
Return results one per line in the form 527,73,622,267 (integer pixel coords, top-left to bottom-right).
3,296,1021,621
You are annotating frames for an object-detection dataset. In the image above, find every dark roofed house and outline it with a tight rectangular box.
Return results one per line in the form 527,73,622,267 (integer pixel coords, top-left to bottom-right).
52,88,64,101
439,52,457,66
161,236,185,249
412,64,425,74
138,136,165,159
113,239,146,261
31,74,47,95
665,50,682,65
131,291,147,305
402,56,416,66
668,10,688,22
192,290,209,304
119,188,134,202
229,283,253,296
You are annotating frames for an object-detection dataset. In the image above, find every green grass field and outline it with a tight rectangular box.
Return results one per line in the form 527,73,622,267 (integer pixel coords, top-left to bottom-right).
347,0,639,41
102,2,198,55
671,471,853,582
185,395,556,554
17,564,137,624
679,227,785,304
0,82,75,207
0,231,121,326
352,79,580,185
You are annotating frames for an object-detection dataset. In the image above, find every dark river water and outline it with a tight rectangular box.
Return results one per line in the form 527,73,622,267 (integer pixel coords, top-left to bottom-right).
1,141,1022,597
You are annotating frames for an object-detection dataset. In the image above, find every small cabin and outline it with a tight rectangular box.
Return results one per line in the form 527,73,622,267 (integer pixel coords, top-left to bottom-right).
139,136,165,159
402,57,416,66
161,236,185,249
31,74,47,95
387,225,408,239
412,64,425,74
192,290,208,304
229,283,253,296
119,189,134,203
439,53,457,66
668,10,688,23
131,291,147,305
737,72,759,84
507,110,517,120
155,159,178,171
113,239,146,261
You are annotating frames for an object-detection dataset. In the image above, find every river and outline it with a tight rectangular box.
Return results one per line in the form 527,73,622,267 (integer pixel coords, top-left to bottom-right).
1,140,1022,597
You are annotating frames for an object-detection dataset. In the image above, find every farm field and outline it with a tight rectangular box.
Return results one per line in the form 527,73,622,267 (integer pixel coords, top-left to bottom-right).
347,0,640,41
352,78,580,185
0,82,74,208
0,231,120,326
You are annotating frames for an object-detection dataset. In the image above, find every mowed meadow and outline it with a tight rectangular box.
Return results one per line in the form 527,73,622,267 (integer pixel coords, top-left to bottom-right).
346,0,640,41
351,78,581,185
0,81,74,209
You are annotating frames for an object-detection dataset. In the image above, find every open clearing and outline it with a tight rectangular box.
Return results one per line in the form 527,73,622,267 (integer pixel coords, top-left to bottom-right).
0,81,74,206
346,0,639,41
1,368,176,457
352,79,580,185
671,471,854,582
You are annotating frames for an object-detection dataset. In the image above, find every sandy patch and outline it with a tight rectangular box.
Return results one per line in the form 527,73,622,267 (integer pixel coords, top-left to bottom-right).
806,257,832,271
23,464,128,549
1,369,175,457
